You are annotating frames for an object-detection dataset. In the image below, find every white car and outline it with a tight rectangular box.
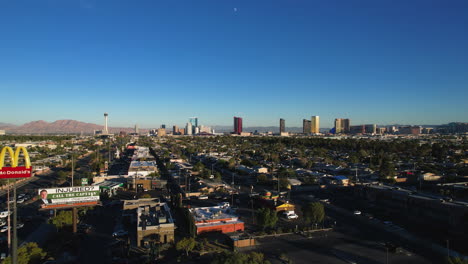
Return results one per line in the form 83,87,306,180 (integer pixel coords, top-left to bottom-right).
0,226,9,233
353,210,361,215
198,195,208,200
283,211,299,220
0,211,10,218
112,230,128,237
17,198,25,204
17,223,24,229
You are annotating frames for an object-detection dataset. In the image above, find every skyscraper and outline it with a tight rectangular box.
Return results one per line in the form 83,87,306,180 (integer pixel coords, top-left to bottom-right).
186,122,193,135
189,117,198,134
334,118,350,134
173,125,179,135
234,117,243,134
303,119,311,134
311,116,320,134
103,112,109,134
279,118,285,133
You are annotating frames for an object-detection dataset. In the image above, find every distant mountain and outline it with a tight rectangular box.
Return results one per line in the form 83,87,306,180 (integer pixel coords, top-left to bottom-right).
1,120,142,134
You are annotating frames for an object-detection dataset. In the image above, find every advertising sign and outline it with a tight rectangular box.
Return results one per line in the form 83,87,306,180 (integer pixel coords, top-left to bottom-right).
38,186,100,209
0,146,32,178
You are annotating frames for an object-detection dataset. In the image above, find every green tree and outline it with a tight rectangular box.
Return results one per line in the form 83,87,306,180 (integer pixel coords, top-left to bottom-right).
3,242,47,264
256,208,278,230
447,257,468,264
211,251,271,264
214,171,222,180
193,162,205,172
176,237,196,256
257,174,268,183
379,157,395,180
302,202,325,225
49,210,73,230
57,171,67,182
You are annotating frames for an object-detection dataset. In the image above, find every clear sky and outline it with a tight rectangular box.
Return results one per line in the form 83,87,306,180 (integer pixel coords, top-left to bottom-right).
1,0,467,128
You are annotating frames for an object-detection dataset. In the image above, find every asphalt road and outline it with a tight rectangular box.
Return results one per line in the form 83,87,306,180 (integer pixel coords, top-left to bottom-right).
253,231,430,264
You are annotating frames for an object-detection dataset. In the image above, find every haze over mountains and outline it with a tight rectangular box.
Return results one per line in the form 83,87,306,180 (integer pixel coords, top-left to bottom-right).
0,120,140,134
0,120,310,134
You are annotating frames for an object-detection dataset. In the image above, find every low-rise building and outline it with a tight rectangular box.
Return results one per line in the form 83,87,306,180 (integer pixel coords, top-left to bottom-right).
189,205,244,234
123,199,175,247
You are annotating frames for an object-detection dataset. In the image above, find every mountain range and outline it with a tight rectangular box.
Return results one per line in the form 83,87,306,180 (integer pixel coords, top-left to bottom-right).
0,120,141,134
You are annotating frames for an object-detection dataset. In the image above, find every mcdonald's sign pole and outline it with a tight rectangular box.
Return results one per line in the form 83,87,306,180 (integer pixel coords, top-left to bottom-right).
0,146,32,264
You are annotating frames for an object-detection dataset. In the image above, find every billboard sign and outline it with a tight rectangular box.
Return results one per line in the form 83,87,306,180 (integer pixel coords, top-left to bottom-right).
38,186,100,209
0,146,32,178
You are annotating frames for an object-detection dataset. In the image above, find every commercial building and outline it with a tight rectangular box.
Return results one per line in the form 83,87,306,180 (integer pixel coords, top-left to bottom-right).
364,124,377,134
123,199,175,247
234,117,243,135
157,128,166,137
350,125,365,134
399,126,422,135
303,119,311,134
334,118,350,134
311,116,320,134
189,204,244,234
128,161,158,177
279,119,285,133
172,125,179,135
186,122,193,135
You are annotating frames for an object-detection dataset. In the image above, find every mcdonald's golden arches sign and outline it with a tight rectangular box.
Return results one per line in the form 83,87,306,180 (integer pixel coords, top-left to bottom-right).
0,146,32,179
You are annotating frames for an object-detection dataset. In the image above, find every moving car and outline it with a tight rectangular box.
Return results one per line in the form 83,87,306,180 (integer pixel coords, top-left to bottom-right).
353,210,361,215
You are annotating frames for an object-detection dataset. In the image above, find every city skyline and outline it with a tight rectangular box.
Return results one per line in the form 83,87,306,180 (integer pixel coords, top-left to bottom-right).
1,1,467,127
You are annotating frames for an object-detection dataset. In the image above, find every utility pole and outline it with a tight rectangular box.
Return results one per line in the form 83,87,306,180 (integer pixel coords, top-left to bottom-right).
7,179,10,249
447,239,450,260
12,179,17,264
71,153,74,187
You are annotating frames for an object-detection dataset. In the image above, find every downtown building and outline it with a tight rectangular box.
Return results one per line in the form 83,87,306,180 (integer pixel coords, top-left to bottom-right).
311,116,320,134
234,117,243,134
303,119,311,134
334,118,350,134
279,118,285,133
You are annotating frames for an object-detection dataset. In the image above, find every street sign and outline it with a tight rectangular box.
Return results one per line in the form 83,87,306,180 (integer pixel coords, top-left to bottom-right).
81,178,88,186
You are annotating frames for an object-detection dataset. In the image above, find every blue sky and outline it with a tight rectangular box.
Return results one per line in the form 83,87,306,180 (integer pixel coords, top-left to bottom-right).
1,0,467,128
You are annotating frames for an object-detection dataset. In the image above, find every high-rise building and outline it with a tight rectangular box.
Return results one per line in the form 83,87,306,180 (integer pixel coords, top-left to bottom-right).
104,113,109,134
161,124,166,129
234,117,243,134
135,124,139,134
334,118,350,133
364,124,377,134
186,122,193,135
311,116,320,134
189,117,198,134
173,125,179,135
303,119,311,134
279,119,285,133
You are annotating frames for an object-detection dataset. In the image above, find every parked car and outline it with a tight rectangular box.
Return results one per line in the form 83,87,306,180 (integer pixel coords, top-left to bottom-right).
16,223,24,229
112,230,128,237
353,210,361,215
0,226,9,233
17,198,25,204
198,195,208,200
283,211,299,220
0,211,10,218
